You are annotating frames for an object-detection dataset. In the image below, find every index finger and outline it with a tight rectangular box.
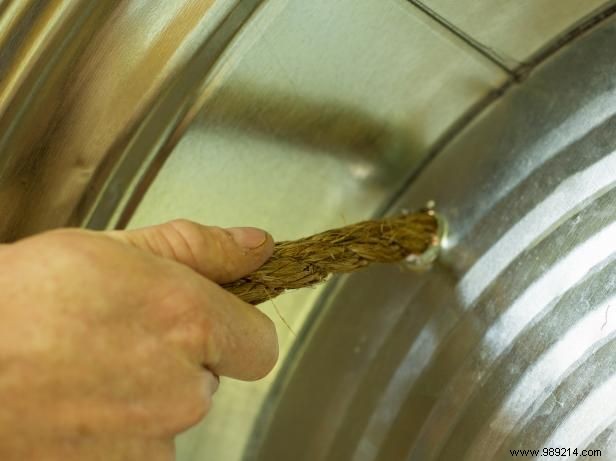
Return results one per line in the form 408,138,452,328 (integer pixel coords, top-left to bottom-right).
182,271,279,381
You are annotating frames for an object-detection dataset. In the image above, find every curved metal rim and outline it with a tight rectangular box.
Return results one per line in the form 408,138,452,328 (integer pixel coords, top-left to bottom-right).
242,9,616,461
81,2,616,233
78,0,267,231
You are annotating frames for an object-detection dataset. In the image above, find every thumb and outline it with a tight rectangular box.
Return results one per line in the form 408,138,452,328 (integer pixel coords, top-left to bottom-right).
106,219,274,284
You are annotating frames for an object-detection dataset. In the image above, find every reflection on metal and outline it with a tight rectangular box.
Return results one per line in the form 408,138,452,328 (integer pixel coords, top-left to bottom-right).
129,1,509,456
169,83,423,186
248,19,616,461
418,0,614,64
0,0,260,240
0,1,615,461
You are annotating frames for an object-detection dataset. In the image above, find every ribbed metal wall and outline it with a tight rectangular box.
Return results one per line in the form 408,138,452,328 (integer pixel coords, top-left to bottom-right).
249,17,616,461
0,1,614,460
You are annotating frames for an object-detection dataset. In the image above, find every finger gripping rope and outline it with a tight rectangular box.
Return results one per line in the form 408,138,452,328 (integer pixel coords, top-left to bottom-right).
222,210,439,305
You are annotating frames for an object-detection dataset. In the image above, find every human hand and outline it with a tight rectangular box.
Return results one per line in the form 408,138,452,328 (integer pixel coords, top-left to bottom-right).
0,220,278,460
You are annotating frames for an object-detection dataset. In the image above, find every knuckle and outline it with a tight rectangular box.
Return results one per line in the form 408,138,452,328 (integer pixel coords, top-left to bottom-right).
167,219,201,240
165,221,239,279
161,220,204,263
182,313,213,359
27,230,102,271
168,378,212,432
157,282,220,365
159,283,211,336
140,374,213,436
204,226,242,279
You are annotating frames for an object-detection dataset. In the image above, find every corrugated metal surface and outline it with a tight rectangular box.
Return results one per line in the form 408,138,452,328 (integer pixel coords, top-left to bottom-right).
0,0,245,240
248,16,616,461
129,1,507,458
0,1,614,460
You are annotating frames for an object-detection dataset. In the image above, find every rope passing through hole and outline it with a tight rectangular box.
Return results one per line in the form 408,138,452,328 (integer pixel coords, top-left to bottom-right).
222,210,440,305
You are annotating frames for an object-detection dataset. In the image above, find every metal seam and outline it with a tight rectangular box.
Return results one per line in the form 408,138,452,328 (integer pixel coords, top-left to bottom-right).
405,0,516,76
380,5,616,217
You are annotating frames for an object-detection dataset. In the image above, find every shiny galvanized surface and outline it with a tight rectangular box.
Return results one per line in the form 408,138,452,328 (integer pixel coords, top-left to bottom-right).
418,0,612,65
126,4,615,460
248,18,616,461
0,0,255,240
0,1,614,461
129,1,509,459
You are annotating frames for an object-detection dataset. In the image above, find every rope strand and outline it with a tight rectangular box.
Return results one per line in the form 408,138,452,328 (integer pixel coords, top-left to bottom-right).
222,211,438,305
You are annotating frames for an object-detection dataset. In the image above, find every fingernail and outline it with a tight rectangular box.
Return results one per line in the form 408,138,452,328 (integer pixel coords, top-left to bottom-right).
226,227,269,250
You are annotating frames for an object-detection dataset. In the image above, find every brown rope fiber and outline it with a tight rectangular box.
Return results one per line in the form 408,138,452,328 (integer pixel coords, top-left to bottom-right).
222,210,439,305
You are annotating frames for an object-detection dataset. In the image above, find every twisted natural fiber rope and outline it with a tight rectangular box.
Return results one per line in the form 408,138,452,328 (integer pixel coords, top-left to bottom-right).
222,211,438,305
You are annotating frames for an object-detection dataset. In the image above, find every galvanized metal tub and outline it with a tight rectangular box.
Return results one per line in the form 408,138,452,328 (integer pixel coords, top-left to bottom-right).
1,1,615,460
